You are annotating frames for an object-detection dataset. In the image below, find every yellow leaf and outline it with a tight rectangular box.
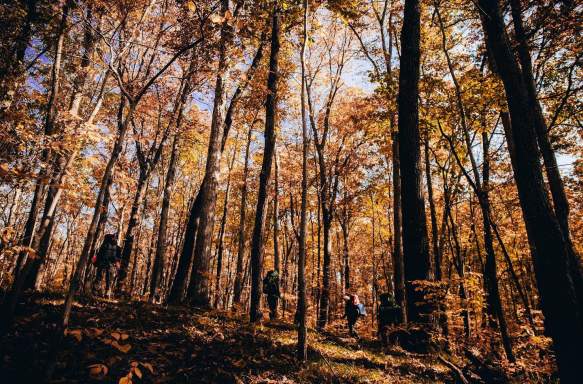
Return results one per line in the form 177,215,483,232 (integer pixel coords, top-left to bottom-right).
65,329,83,342
111,340,132,353
120,333,129,341
0,163,9,177
141,362,154,373
134,367,142,379
209,13,223,23
87,363,108,378
111,332,121,340
119,376,132,384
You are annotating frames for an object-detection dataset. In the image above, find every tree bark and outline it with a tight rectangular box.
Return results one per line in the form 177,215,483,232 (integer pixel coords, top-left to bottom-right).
150,133,180,302
250,2,280,323
297,0,309,356
397,0,431,324
213,145,237,307
233,121,254,306
424,131,440,280
273,148,281,273
185,0,231,308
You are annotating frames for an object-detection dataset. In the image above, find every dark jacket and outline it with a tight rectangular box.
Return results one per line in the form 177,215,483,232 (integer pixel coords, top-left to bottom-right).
96,235,121,267
378,293,400,327
263,270,280,297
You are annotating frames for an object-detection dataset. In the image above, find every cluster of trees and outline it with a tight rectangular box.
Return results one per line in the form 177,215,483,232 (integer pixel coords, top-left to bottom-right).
0,0,581,380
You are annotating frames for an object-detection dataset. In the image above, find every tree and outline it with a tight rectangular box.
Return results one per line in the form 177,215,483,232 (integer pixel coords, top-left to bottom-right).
249,0,280,323
397,0,431,325
296,0,308,362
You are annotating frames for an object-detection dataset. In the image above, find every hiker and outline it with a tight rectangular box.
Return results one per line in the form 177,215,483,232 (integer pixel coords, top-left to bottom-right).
377,292,401,347
262,270,280,320
343,293,365,338
92,233,121,297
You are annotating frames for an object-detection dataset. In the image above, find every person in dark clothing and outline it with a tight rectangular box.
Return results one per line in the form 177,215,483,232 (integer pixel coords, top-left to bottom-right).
377,292,401,347
92,234,121,297
263,270,280,320
343,294,362,338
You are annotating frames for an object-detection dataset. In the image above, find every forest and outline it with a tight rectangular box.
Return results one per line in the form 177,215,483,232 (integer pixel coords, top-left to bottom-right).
0,0,581,383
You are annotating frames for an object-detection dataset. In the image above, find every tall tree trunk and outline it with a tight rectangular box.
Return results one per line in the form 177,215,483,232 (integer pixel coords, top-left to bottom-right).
478,0,583,380
317,195,332,329
296,0,308,356
213,145,237,307
150,133,180,302
167,187,203,303
186,0,231,307
397,0,431,324
273,148,281,273
424,132,440,280
480,132,514,361
249,2,280,323
340,217,350,290
233,121,254,306
118,170,149,291
171,32,266,304
391,130,406,323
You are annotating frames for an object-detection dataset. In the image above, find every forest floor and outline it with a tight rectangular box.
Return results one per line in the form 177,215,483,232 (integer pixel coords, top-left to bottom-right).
0,294,554,383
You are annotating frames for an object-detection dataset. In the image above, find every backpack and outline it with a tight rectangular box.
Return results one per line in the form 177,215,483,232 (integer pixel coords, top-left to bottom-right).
345,294,365,317
262,270,279,295
356,303,367,317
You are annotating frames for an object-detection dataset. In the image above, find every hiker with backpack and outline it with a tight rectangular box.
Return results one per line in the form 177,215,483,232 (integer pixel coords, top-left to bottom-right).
377,292,401,347
91,233,121,297
343,293,366,338
262,270,280,320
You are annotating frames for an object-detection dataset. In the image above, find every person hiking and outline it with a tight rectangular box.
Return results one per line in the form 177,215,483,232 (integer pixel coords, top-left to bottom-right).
343,293,365,338
92,233,121,297
377,292,401,347
262,270,280,320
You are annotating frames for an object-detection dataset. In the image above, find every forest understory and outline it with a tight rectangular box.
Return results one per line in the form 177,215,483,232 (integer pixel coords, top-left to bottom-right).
0,293,556,384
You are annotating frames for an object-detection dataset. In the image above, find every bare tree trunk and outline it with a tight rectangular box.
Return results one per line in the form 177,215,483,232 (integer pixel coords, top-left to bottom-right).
250,2,280,323
297,0,309,360
150,133,180,302
391,130,406,323
233,122,254,306
213,145,237,307
398,0,431,325
118,170,148,291
186,0,231,307
424,132,440,280
273,147,281,273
